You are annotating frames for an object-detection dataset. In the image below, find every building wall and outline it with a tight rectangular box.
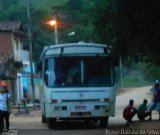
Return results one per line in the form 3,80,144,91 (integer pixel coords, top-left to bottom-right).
12,35,23,51
0,30,31,105
0,32,12,51
0,31,19,105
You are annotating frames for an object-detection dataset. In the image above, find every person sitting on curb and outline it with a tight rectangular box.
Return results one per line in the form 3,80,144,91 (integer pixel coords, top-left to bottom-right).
137,99,151,121
149,80,160,120
123,99,138,125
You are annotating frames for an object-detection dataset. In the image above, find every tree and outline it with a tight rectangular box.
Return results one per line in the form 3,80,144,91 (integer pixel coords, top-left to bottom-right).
86,0,160,64
1,0,160,65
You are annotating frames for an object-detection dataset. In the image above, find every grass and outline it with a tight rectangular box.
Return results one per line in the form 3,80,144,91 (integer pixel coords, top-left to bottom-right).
116,74,151,90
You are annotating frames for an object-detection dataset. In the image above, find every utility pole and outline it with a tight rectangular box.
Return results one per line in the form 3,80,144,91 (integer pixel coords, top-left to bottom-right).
54,11,58,44
120,56,123,89
26,0,35,100
48,19,58,44
54,20,58,44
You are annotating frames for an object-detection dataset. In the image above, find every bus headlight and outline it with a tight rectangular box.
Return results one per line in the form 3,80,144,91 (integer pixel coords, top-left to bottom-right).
102,105,109,112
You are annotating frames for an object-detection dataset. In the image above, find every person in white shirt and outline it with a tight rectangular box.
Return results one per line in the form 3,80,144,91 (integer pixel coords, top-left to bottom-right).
0,86,10,132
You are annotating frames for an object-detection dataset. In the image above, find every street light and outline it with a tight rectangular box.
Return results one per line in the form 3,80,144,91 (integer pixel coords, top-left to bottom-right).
67,31,75,36
47,19,58,44
49,20,56,26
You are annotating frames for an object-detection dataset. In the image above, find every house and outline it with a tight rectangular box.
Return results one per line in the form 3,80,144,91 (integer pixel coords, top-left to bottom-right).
0,21,30,104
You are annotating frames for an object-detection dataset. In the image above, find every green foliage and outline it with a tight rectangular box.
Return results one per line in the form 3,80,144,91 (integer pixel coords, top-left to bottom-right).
115,63,150,89
1,0,160,66
52,0,93,44
117,74,149,88
18,0,69,11
0,0,69,61
122,0,160,63
138,63,160,81
86,0,160,64
88,0,118,44
116,62,160,89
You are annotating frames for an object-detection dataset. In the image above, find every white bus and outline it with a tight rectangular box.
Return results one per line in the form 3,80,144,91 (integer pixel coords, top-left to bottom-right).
39,42,118,128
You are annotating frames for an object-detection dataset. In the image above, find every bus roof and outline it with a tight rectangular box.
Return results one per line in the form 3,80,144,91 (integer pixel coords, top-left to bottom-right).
40,42,112,60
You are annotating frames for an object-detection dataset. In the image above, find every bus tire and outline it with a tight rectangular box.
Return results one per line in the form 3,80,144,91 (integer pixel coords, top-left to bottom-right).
42,115,47,123
47,118,56,129
99,117,109,128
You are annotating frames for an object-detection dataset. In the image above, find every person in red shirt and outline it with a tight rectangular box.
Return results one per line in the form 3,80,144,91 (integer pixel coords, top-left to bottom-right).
123,99,138,125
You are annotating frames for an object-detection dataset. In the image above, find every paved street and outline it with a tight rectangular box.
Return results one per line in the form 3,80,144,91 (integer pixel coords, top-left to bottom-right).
8,86,160,135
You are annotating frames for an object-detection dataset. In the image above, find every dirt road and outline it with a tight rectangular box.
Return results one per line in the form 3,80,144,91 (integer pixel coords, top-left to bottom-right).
10,86,154,128
9,86,160,135
110,86,160,129
110,86,152,125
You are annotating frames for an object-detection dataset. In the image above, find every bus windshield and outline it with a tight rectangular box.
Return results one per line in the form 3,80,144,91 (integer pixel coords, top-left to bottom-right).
44,57,114,87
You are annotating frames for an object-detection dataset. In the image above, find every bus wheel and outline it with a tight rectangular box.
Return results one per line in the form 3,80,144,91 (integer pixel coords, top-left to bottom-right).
47,118,56,129
99,117,109,128
42,115,47,123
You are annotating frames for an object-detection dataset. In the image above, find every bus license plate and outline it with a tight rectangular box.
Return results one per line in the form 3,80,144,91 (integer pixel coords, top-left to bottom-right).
71,112,91,117
75,106,86,110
